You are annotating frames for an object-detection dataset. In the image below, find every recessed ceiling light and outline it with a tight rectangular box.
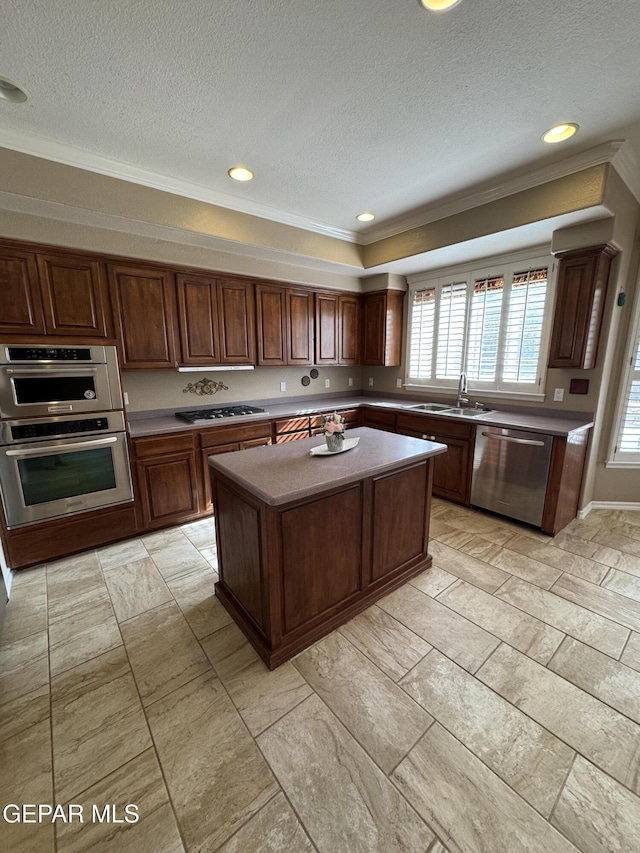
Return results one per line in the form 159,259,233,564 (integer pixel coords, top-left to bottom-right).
0,77,28,104
419,0,462,11
542,123,579,144
228,166,254,182
356,212,375,222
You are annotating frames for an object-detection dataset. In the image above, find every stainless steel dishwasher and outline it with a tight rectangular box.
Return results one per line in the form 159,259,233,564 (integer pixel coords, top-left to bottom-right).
471,426,553,527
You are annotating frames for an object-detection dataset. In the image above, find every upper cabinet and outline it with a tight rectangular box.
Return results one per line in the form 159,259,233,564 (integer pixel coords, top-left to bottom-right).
256,282,313,366
108,263,179,369
0,243,113,340
177,273,222,365
217,277,256,365
315,292,339,364
361,290,404,366
548,245,616,370
338,294,360,365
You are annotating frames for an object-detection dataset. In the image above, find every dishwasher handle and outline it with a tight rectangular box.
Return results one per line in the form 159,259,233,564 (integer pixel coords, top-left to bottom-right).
480,431,546,447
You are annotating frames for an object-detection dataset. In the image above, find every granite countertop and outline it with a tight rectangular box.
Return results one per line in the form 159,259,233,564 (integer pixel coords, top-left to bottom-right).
207,427,448,506
126,394,594,439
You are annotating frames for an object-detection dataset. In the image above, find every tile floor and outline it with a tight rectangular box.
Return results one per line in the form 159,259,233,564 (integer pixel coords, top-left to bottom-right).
2,500,640,852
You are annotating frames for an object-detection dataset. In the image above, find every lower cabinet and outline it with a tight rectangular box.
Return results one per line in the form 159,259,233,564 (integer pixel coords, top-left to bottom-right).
132,432,202,529
200,422,272,511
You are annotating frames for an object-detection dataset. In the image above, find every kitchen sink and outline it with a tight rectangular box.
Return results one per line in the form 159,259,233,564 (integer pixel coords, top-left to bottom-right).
408,403,450,412
440,407,489,417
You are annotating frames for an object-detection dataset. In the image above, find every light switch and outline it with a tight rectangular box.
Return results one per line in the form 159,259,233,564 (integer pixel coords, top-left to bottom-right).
396,378,402,388
280,381,286,392
348,377,353,387
368,377,374,387
553,388,564,402
325,379,330,388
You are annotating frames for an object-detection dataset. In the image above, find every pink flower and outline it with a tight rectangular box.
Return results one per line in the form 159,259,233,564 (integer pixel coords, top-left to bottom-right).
325,421,344,435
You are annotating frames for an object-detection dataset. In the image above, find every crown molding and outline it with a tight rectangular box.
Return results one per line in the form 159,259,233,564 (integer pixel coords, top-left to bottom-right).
611,142,640,203
359,140,627,244
0,127,359,243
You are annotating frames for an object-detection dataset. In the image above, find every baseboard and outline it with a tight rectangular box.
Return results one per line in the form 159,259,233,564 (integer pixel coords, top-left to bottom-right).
578,501,640,518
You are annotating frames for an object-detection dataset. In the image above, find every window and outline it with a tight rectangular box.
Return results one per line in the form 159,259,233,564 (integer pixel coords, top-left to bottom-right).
406,253,555,398
609,292,640,467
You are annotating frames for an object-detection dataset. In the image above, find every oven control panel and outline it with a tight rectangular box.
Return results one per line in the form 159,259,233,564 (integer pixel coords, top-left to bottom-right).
6,347,93,361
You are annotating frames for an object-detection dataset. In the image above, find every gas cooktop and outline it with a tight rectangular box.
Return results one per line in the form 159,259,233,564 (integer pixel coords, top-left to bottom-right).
175,405,266,424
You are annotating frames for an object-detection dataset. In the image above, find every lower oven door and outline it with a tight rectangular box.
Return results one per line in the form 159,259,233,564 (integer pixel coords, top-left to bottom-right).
0,433,133,528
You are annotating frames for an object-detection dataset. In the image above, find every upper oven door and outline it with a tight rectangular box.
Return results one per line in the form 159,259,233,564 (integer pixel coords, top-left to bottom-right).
0,362,117,417
0,431,133,528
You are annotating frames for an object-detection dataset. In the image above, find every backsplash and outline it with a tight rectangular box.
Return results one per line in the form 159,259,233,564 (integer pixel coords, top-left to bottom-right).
122,366,363,412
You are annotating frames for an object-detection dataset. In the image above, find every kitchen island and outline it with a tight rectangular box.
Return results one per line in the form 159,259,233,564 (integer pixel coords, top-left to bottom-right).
208,427,447,668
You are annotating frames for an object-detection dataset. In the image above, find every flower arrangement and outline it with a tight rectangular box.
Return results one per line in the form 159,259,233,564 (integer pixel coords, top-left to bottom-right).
322,411,346,452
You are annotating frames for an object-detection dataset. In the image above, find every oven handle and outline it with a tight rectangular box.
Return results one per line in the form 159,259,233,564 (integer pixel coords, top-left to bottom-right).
480,431,546,447
5,367,98,375
5,436,118,457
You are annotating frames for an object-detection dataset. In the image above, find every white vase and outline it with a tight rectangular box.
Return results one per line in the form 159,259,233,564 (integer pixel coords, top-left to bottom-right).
325,433,344,453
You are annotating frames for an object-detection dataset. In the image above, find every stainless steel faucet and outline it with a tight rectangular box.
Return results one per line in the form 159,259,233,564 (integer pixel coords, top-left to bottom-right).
456,371,469,407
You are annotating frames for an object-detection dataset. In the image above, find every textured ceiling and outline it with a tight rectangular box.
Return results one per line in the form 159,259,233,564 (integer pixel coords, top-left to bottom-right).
2,0,640,243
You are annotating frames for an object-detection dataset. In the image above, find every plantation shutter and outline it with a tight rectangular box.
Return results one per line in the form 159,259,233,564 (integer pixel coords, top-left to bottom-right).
502,268,548,383
613,320,640,461
408,287,436,381
435,281,467,379
467,276,504,381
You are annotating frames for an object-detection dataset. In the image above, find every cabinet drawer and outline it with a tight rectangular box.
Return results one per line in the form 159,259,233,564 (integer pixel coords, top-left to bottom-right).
275,430,310,443
132,431,195,459
200,421,271,448
396,413,472,440
362,407,396,428
275,416,311,434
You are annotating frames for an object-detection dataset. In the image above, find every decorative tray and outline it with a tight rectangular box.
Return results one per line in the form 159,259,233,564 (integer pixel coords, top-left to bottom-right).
309,437,360,456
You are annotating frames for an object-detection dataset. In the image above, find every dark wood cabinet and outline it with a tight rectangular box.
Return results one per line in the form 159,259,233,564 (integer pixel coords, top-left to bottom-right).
37,253,112,338
339,294,360,364
362,290,404,366
132,432,201,528
315,292,339,364
109,264,179,369
200,421,272,510
0,246,45,336
257,283,314,366
177,273,221,365
548,245,616,370
217,277,256,364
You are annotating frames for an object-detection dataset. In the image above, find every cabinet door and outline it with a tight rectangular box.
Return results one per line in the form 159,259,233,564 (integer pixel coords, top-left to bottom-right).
177,273,221,365
287,289,314,365
0,247,45,336
109,264,178,369
256,284,286,366
432,436,471,504
217,278,256,364
339,295,360,364
136,450,201,528
315,292,339,364
548,246,614,370
37,253,112,338
362,291,403,366
201,442,240,511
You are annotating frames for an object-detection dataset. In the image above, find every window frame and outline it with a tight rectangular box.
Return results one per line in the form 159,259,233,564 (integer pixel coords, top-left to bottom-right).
405,249,556,401
607,279,640,468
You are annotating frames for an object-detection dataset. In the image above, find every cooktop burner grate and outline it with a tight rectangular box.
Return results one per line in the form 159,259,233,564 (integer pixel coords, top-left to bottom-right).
175,405,266,423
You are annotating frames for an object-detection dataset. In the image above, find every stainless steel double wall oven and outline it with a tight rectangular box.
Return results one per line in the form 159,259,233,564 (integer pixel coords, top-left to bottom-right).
0,345,133,528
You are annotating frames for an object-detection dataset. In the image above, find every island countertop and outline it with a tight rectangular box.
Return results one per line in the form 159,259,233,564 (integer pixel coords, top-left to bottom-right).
207,426,447,506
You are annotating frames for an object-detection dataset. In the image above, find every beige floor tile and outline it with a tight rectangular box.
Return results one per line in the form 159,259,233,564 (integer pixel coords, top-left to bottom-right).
217,792,314,853
181,516,217,550
477,643,640,795
1,571,47,643
258,694,432,853
147,669,277,851
294,632,433,774
339,603,432,681
103,556,172,622
486,546,562,589
0,630,49,707
429,518,507,558
495,576,629,658
199,546,218,569
505,533,608,584
51,646,152,803
48,598,122,677
428,539,511,593
560,518,598,541
392,723,578,853
46,552,104,624
97,538,148,571
551,572,640,633
0,718,54,853
609,520,640,541
548,636,640,724
429,509,516,544
120,600,210,707
400,650,574,816
621,631,640,671
438,579,564,664
592,529,640,558
165,565,232,639
552,531,640,576
457,537,505,562
378,583,500,673
0,683,50,744
55,748,184,853
409,564,458,597
201,621,311,735
149,540,211,580
141,525,191,553
552,756,640,853
601,567,640,602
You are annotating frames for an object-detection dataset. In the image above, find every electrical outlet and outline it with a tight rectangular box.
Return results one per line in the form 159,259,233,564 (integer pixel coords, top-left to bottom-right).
553,387,564,402
123,391,129,405
325,378,330,388
396,378,402,388
368,377,374,387
280,381,286,392
348,377,353,387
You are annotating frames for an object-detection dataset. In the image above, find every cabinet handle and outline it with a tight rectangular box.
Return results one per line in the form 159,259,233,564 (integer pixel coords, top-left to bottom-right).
481,431,546,447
